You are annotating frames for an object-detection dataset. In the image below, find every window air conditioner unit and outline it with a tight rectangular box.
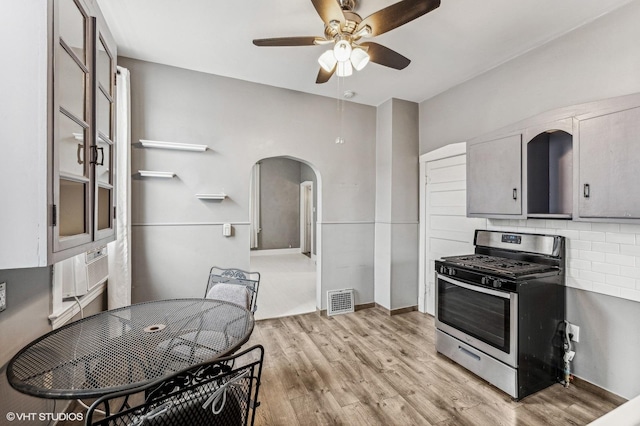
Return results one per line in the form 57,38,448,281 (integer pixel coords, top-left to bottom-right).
61,246,109,298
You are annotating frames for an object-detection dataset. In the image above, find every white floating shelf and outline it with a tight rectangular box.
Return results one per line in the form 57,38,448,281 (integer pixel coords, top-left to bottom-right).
138,170,176,178
196,193,227,200
140,139,208,152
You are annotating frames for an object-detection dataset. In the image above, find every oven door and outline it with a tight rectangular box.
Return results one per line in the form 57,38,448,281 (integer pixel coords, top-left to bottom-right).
435,274,518,367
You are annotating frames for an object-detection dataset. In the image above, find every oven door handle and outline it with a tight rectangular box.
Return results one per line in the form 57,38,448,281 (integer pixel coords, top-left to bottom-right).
438,274,511,299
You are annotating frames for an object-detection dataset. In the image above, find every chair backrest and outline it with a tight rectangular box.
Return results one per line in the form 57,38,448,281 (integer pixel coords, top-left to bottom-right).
205,266,260,313
86,345,264,426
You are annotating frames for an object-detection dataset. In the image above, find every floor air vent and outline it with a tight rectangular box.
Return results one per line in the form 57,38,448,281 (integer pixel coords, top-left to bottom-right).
327,289,354,316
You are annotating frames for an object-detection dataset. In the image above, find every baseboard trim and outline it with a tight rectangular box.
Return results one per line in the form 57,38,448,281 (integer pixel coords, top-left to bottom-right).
317,302,375,317
250,248,301,256
375,303,418,316
571,376,627,405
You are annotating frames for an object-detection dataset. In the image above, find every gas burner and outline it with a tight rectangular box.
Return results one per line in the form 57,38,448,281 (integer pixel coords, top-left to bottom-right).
440,254,554,277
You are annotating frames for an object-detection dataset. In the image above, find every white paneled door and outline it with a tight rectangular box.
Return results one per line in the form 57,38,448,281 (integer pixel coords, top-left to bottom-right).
420,145,486,315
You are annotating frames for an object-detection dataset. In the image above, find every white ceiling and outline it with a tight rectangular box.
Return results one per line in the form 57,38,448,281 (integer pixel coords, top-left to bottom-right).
97,0,634,106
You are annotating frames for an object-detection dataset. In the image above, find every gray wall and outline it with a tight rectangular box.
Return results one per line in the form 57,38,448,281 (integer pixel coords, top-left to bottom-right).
419,1,640,399
420,1,640,154
123,57,376,308
375,99,420,310
258,157,301,250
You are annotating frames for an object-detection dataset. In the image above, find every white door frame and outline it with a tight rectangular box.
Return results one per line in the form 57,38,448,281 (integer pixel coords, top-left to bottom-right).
418,142,467,314
300,181,313,257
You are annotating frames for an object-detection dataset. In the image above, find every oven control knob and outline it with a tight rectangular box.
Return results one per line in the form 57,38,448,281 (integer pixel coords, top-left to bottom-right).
481,276,489,285
440,266,446,274
492,279,502,288
448,267,456,276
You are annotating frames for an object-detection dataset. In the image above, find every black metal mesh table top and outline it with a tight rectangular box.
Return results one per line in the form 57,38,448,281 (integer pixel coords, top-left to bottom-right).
6,298,254,399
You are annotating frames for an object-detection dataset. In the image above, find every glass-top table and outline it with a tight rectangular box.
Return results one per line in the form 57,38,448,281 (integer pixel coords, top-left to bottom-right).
6,298,254,399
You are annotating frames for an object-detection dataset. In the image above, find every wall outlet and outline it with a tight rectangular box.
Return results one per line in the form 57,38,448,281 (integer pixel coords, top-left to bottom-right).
568,323,580,343
0,282,6,312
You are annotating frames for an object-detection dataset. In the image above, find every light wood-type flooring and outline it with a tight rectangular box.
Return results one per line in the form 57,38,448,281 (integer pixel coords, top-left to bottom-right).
246,308,625,426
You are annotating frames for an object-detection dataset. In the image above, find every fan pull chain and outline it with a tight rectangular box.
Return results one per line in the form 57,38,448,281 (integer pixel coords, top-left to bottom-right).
336,76,345,144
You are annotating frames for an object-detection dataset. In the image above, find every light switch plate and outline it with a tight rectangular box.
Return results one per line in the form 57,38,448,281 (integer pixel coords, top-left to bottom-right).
0,282,6,312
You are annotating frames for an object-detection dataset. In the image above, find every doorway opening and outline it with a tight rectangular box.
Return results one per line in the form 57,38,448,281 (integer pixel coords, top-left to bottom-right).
300,181,314,258
249,157,321,320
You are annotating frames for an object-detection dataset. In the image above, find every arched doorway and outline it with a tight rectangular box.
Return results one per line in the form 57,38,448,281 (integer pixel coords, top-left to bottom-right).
249,156,321,320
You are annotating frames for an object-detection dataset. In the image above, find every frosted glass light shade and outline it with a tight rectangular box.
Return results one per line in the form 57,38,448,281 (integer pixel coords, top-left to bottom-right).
336,60,353,77
318,49,337,72
350,47,370,71
333,40,352,62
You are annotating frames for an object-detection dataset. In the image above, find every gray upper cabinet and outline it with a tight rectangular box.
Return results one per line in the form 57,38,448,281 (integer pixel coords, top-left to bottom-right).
467,134,522,217
464,93,640,222
0,0,116,269
576,106,640,219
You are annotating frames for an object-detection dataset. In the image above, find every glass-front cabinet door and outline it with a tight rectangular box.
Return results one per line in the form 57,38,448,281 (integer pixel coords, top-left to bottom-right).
94,28,116,242
52,0,117,256
53,0,93,252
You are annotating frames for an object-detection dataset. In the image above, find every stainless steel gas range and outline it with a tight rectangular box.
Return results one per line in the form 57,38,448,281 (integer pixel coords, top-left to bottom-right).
435,230,565,400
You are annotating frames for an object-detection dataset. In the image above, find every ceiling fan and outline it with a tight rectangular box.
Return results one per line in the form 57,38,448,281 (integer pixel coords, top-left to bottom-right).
252,0,440,84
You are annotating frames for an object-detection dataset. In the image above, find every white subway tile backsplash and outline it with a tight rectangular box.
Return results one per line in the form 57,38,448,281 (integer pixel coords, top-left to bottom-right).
620,244,640,256
605,253,636,267
569,259,591,270
567,277,593,291
620,266,640,279
566,238,591,251
526,219,546,228
579,231,606,242
606,232,636,244
621,288,640,302
620,224,640,233
546,220,568,229
593,283,622,298
591,242,620,254
568,249,580,259
579,250,605,262
580,270,606,283
556,229,581,240
605,274,636,289
592,262,619,275
489,219,640,303
592,223,621,233
566,268,580,278
568,221,592,231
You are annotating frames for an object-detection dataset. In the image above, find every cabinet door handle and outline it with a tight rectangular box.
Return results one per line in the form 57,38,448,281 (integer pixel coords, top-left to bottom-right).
513,188,518,200
76,144,84,165
584,183,590,198
90,146,104,166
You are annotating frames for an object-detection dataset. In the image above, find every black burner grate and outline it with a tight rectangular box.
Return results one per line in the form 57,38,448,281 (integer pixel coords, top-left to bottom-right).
441,254,555,276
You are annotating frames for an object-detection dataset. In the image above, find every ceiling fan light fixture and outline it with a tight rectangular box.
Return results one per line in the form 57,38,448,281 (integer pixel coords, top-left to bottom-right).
354,25,372,39
350,47,370,71
318,49,337,72
336,60,353,77
333,40,352,62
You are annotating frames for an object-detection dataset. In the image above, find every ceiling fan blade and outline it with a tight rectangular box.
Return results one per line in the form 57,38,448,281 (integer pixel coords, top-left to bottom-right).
253,36,322,47
360,42,410,70
358,0,440,37
310,0,345,25
316,65,336,84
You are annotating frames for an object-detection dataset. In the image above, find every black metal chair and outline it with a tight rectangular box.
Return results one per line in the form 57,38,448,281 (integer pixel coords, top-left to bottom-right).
85,345,264,426
205,267,261,313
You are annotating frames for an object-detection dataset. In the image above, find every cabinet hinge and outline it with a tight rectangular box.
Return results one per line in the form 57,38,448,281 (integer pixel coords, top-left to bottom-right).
113,206,117,219
52,205,57,227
